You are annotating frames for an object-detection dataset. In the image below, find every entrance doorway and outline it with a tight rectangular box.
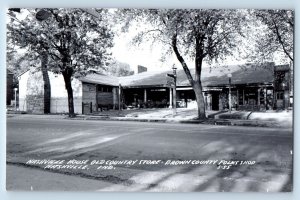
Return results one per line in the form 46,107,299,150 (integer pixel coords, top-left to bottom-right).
211,92,219,110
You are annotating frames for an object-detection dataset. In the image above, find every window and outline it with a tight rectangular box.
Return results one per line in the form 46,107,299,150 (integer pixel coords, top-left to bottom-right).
97,85,112,92
277,92,284,100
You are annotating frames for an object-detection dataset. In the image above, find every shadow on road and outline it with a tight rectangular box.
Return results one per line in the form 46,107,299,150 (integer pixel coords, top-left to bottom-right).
6,119,293,192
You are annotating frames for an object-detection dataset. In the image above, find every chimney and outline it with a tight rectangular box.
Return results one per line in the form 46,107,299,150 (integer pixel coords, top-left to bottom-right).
137,65,147,74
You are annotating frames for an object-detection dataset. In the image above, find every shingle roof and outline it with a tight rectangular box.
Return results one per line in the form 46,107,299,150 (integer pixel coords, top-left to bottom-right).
203,65,275,87
119,70,170,87
80,73,119,86
80,63,280,88
119,63,276,88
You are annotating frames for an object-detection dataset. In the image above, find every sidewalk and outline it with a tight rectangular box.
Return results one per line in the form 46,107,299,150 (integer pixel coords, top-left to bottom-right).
79,108,293,128
7,108,293,128
7,113,67,120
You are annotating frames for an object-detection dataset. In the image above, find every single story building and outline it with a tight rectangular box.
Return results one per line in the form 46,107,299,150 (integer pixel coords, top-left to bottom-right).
18,62,291,114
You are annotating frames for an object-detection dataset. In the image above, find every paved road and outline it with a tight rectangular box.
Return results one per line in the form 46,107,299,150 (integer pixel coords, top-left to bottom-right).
6,116,293,192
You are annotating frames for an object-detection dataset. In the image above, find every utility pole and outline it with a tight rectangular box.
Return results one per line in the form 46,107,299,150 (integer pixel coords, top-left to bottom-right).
167,65,177,117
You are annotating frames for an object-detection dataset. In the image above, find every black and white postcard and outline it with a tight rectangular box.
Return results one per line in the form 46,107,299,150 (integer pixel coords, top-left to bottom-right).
6,8,294,192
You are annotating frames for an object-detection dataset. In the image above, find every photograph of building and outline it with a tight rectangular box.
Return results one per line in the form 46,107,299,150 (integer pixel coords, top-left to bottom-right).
6,8,293,192
17,63,291,114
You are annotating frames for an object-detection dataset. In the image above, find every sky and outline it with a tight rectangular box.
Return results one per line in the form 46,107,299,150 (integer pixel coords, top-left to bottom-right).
108,9,290,73
8,8,291,74
110,19,245,73
10,8,180,73
111,32,174,73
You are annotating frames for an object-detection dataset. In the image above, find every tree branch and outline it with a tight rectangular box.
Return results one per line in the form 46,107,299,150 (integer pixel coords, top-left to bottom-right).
171,33,194,86
272,19,293,61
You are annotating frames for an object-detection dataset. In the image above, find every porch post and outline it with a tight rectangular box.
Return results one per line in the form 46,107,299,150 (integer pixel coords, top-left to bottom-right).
169,88,172,108
264,87,267,109
118,81,121,111
242,89,245,105
284,90,289,109
237,89,239,107
112,87,117,110
257,88,260,106
144,89,147,103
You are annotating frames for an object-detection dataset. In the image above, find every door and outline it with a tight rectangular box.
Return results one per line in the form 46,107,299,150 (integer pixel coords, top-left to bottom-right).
211,92,219,111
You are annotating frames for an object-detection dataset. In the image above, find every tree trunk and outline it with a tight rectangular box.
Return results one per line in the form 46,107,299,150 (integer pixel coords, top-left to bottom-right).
40,51,51,114
194,35,207,120
171,33,207,120
193,82,206,119
62,70,75,117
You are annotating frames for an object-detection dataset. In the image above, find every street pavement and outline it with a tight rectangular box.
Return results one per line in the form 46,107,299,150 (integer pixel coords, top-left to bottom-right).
6,116,293,192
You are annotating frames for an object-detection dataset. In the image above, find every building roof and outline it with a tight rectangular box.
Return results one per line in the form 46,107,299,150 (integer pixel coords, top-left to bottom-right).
80,73,119,86
118,63,276,88
119,70,170,87
79,63,283,88
203,64,275,87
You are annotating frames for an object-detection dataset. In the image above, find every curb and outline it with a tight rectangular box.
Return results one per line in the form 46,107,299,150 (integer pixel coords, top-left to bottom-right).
67,116,290,128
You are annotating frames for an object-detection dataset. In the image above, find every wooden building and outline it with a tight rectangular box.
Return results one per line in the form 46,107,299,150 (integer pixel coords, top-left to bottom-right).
17,63,291,114
117,63,291,111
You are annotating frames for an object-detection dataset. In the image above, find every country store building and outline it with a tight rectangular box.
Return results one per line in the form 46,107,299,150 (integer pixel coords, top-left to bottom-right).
17,63,292,114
